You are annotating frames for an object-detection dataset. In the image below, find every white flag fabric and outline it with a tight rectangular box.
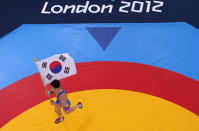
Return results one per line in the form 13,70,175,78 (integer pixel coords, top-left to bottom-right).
36,53,77,85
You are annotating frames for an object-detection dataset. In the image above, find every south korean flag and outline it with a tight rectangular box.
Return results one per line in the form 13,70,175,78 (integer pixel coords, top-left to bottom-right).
36,53,77,85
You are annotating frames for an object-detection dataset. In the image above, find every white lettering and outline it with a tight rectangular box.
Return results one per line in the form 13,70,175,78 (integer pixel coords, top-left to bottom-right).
51,5,63,14
63,5,76,13
76,1,89,13
101,5,113,13
119,1,131,13
88,4,101,13
41,2,51,14
131,1,144,13
152,1,163,12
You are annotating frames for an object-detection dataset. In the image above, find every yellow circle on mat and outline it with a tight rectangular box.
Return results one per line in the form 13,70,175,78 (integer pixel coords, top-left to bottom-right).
2,89,199,131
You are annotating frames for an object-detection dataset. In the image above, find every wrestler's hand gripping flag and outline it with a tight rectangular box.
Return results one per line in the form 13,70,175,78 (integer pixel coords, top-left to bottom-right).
34,53,77,101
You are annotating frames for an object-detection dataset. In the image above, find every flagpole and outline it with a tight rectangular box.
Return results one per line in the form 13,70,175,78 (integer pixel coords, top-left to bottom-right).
34,58,52,101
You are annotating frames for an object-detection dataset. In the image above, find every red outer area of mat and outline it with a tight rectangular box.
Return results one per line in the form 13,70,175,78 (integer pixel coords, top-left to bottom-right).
1,61,199,127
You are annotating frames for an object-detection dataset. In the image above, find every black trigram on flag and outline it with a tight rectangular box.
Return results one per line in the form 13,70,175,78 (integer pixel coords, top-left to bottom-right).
46,73,53,80
42,62,47,68
64,67,70,74
59,55,66,62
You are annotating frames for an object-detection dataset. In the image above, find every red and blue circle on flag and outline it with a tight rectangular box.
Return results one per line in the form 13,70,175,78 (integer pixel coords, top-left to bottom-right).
49,61,62,74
